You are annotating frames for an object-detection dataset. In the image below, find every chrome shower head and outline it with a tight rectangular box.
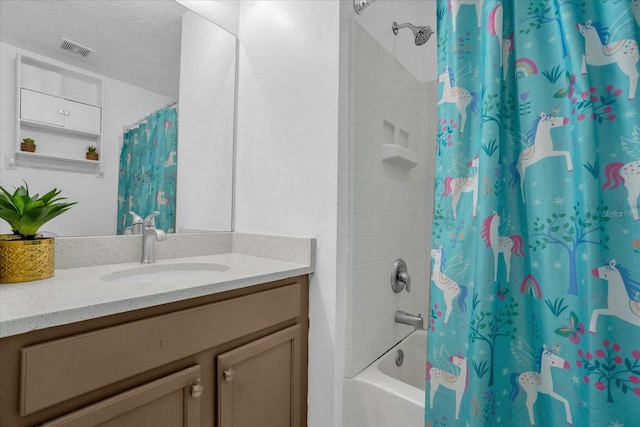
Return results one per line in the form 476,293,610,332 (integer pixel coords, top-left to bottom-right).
392,21,433,46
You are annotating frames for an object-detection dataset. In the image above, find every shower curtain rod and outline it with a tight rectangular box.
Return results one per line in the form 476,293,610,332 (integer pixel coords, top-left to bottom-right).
122,100,178,132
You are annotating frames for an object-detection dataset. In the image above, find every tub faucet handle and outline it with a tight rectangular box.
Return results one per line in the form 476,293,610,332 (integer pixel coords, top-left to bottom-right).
398,270,411,292
391,258,411,293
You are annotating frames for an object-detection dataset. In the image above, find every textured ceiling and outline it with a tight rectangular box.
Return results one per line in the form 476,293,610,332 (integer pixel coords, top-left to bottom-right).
0,0,186,98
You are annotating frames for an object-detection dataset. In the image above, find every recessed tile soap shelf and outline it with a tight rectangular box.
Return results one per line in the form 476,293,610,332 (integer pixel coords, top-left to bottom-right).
382,144,418,169
381,120,418,169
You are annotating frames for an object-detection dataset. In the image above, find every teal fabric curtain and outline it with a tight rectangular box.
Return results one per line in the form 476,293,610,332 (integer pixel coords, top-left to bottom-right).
116,107,178,234
428,1,640,425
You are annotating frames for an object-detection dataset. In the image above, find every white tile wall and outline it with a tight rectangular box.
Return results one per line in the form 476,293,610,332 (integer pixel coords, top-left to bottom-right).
346,21,437,378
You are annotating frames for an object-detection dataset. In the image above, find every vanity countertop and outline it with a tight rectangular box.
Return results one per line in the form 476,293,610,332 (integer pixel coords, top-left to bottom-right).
0,233,315,338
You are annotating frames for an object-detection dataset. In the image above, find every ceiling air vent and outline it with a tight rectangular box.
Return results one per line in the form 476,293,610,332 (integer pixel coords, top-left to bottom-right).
59,37,95,58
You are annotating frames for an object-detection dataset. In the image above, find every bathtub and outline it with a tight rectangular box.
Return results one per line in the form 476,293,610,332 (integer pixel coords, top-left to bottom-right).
345,330,426,427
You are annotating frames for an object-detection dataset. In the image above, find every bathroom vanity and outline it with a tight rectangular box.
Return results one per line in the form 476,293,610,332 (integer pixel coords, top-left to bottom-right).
0,233,314,427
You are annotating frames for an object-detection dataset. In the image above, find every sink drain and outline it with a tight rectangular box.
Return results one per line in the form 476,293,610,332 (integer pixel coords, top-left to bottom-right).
395,349,404,367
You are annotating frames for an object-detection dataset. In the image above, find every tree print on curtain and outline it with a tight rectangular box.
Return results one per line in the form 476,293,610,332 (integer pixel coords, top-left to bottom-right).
427,1,640,426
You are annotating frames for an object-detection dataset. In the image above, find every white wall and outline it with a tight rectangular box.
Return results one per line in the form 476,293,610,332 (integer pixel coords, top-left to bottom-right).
0,42,173,236
233,2,341,426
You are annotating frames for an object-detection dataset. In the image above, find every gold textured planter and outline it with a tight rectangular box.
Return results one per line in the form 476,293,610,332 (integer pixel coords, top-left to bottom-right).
0,235,54,283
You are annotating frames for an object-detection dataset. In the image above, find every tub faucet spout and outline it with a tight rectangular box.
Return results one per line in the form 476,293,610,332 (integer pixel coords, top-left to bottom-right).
395,310,424,329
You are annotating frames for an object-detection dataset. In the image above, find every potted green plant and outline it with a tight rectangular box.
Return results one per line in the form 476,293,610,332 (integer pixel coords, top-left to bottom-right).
21,138,36,153
86,145,99,161
0,182,76,283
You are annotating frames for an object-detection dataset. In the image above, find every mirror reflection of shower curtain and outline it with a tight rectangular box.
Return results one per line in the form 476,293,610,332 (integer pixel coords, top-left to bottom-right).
116,107,178,234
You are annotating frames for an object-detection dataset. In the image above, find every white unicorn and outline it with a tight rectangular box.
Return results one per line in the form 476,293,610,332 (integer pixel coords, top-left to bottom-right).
509,112,571,203
603,126,640,221
576,20,640,100
590,260,640,333
441,155,480,220
430,246,468,325
510,345,572,426
427,355,468,421
450,0,483,33
480,212,525,282
438,67,480,134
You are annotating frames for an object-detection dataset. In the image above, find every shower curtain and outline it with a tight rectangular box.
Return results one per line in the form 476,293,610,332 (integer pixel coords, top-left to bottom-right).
116,107,178,234
428,0,640,425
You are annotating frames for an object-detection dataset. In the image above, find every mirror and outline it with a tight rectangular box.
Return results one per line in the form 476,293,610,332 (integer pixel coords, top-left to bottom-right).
0,0,237,236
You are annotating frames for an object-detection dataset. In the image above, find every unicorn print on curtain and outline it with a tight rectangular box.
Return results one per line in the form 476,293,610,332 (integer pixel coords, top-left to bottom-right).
117,107,178,234
428,1,640,426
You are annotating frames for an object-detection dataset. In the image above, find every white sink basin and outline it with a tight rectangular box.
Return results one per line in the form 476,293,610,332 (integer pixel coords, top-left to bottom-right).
101,263,229,285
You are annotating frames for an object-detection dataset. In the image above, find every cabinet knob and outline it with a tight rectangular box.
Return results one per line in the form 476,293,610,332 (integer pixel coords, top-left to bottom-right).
58,110,64,115
191,381,204,399
64,111,70,116
223,369,235,382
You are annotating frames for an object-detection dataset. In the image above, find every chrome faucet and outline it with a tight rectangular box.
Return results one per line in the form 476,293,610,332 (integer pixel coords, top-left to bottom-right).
395,310,424,329
124,211,144,235
141,211,167,263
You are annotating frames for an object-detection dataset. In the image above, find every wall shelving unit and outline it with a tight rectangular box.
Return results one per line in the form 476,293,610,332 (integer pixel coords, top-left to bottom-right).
13,53,103,175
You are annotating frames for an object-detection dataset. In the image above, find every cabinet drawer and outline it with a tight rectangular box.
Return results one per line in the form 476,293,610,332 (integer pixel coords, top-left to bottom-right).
20,283,302,416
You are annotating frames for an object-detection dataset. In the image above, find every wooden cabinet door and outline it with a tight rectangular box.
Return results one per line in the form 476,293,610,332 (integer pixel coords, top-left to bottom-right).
218,325,303,427
20,88,65,127
40,365,203,427
64,99,101,134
